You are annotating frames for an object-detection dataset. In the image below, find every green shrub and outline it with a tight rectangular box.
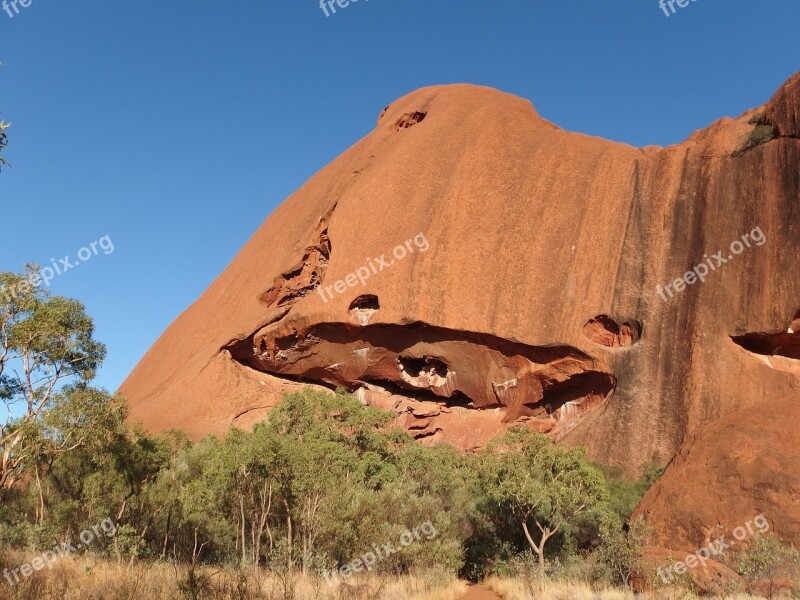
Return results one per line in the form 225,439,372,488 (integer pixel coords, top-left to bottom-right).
740,123,778,153
599,461,665,522
738,534,800,599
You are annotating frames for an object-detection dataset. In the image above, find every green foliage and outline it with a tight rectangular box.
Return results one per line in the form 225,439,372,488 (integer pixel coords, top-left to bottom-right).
738,534,800,598
740,123,778,153
0,284,689,586
477,427,609,569
0,267,108,495
599,461,665,522
596,515,652,588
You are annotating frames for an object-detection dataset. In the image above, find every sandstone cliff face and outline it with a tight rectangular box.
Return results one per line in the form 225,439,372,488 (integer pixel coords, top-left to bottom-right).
120,75,800,475
634,396,800,551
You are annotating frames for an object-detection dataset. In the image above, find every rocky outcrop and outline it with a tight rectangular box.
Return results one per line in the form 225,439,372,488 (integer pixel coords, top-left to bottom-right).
634,396,800,550
634,548,741,596
225,320,616,444
120,74,800,476
582,315,640,348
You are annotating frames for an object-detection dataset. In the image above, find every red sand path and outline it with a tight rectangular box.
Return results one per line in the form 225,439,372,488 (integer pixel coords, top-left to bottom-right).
458,584,502,600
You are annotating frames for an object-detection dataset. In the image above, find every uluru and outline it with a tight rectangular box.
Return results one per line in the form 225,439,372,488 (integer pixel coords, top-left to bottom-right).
120,72,800,554
6,3,800,598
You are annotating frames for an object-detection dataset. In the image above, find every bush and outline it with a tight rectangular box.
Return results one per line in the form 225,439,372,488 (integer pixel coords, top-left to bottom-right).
596,516,652,589
739,123,778,153
738,534,800,599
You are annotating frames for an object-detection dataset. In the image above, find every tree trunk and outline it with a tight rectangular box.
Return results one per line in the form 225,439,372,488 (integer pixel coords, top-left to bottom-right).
283,498,293,567
522,519,558,575
239,494,247,563
34,460,45,524
161,506,172,559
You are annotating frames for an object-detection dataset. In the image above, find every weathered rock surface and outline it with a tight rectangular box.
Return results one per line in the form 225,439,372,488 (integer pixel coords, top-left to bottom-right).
634,547,741,596
120,74,800,480
634,396,800,549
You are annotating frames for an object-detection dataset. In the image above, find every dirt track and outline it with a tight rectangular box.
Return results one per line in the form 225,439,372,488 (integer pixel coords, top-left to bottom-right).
457,584,502,600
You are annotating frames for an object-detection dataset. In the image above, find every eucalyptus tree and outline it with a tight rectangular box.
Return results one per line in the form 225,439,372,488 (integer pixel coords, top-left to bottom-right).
0,267,106,493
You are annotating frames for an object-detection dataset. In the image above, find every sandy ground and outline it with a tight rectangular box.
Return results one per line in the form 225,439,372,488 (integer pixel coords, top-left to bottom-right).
457,584,503,600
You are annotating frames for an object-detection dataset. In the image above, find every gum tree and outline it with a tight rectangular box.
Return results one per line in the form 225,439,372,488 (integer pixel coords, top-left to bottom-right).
0,267,106,493
478,427,609,570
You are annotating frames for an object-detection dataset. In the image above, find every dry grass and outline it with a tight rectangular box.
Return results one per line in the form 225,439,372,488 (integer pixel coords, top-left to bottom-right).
0,556,787,600
483,576,780,600
0,554,467,600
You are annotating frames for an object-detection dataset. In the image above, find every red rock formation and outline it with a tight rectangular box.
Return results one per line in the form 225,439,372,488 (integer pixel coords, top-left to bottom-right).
634,395,800,550
582,315,640,348
634,548,741,596
120,74,800,482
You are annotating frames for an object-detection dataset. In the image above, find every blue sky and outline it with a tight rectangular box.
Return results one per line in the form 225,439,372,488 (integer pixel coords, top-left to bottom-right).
1,0,798,393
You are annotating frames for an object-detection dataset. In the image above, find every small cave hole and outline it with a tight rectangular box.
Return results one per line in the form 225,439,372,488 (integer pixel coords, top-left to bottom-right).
399,356,448,379
583,315,641,348
731,309,800,360
731,332,800,360
538,372,616,415
349,295,380,325
275,334,298,351
349,295,380,311
398,356,449,388
396,111,427,131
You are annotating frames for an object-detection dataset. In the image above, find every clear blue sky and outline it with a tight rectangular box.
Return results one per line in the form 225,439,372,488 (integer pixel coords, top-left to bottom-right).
1,0,798,393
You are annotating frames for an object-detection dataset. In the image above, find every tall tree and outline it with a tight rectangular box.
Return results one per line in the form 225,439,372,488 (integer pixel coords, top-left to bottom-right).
0,267,106,492
479,427,608,570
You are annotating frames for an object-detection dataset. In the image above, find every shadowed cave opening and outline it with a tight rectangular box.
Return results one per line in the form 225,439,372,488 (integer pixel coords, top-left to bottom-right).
349,294,380,311
731,332,800,360
399,356,449,378
349,295,380,325
538,371,617,415
731,309,800,361
226,321,616,429
360,377,475,408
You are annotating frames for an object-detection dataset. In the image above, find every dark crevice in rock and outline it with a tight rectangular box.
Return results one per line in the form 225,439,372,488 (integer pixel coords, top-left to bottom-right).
228,320,616,430
539,371,616,415
359,377,475,408
232,405,272,422
349,295,380,325
396,111,427,131
258,204,336,308
731,309,800,361
732,333,800,360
